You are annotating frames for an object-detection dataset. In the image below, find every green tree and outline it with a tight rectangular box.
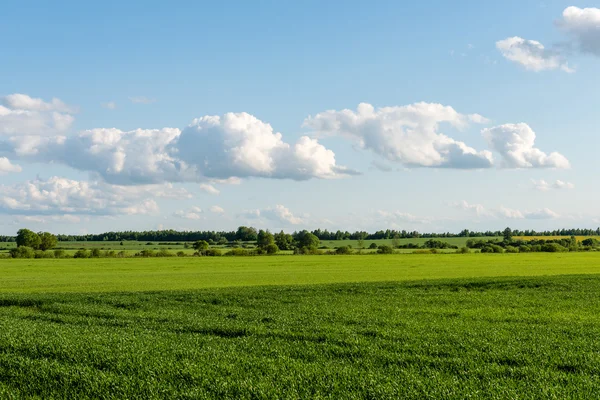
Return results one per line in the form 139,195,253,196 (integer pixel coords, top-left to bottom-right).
193,240,209,251
274,231,293,250
503,227,513,242
256,230,275,249
38,232,58,251
16,229,41,249
294,231,320,250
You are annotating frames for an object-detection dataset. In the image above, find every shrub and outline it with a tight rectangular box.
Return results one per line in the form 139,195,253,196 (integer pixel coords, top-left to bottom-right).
34,250,55,259
226,248,251,257
413,249,432,254
53,249,66,258
90,249,101,258
136,249,156,257
104,250,116,258
480,245,504,253
156,249,174,257
177,251,186,257
541,243,568,253
505,246,519,253
117,251,127,258
265,244,279,254
10,246,35,259
74,249,89,258
377,245,394,254
519,245,532,253
369,243,378,249
456,247,470,254
336,246,353,255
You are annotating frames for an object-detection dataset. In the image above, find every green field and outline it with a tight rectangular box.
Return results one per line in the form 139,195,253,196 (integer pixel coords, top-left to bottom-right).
1,253,600,293
2,254,600,398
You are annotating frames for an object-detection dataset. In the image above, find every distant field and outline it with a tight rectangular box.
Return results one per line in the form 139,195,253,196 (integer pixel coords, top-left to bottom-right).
1,253,600,293
2,275,600,398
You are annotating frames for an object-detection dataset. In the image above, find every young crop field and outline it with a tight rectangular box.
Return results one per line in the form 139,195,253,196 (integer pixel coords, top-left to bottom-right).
1,273,600,398
2,254,600,398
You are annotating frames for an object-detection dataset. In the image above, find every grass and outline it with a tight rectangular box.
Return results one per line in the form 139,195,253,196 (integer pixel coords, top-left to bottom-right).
1,275,600,398
1,253,600,293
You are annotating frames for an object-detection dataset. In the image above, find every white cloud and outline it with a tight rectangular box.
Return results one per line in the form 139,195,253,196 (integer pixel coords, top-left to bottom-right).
1,110,353,184
129,96,156,104
457,201,560,220
303,102,494,169
0,94,75,136
559,7,600,56
496,37,574,72
452,200,490,217
176,112,355,180
102,102,116,110
209,205,225,214
0,177,161,217
0,157,21,175
199,183,220,195
239,205,305,225
376,210,434,224
524,208,560,219
173,206,203,220
261,205,305,225
482,123,570,169
532,179,575,191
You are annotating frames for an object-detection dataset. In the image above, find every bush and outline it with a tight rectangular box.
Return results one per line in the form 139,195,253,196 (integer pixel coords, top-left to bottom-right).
156,249,174,257
74,249,89,258
90,249,101,258
226,248,251,257
541,243,569,253
117,251,127,258
377,245,394,254
53,249,66,258
335,246,353,255
369,243,378,249
177,251,186,257
104,250,116,258
413,249,432,254
136,249,156,257
519,245,532,253
34,250,55,259
10,246,35,259
456,247,470,254
505,246,519,253
265,244,279,254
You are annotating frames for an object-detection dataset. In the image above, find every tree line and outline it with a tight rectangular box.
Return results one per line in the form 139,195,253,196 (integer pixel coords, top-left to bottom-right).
2,226,600,243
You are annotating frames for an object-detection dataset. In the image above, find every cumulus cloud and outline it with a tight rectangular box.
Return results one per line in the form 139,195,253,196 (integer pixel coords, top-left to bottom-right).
209,205,225,214
303,102,494,169
457,201,560,220
496,37,574,72
240,205,305,225
482,123,570,169
0,157,21,175
532,179,575,191
0,109,353,184
0,177,164,217
376,210,434,224
177,113,355,180
173,206,203,220
129,96,156,104
0,94,75,136
199,184,220,195
452,200,490,217
102,102,117,110
559,6,600,56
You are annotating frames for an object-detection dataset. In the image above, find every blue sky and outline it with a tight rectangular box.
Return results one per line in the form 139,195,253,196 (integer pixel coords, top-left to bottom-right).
1,0,598,234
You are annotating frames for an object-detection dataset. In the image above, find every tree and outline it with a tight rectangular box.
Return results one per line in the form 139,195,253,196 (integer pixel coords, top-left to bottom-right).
503,227,513,242
38,232,58,251
294,231,320,250
193,240,209,251
16,229,41,249
391,234,401,249
356,232,367,252
256,230,275,249
274,231,293,250
235,226,258,242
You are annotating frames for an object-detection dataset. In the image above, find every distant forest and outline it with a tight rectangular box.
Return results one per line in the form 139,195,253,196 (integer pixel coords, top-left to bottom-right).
2,227,600,243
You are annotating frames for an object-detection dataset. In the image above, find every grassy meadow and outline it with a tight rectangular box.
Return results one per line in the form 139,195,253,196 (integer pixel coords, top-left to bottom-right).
1,273,600,398
2,252,600,398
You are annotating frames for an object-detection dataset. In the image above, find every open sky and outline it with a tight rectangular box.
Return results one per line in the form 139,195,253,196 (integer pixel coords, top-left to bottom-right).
1,0,599,235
